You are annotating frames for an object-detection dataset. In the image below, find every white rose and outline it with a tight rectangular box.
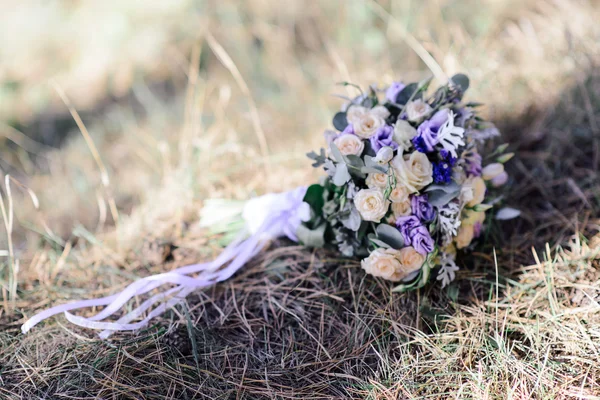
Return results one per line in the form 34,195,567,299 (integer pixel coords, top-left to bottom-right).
346,105,368,125
361,248,402,281
482,163,505,180
393,120,417,151
405,99,432,122
391,152,433,193
354,113,385,139
333,134,365,156
370,105,391,119
366,173,388,189
389,184,410,203
490,171,508,187
354,188,390,222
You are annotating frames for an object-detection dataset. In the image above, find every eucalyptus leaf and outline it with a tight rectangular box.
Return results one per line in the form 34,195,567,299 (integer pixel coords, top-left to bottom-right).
376,224,404,249
368,234,391,249
395,82,418,105
333,111,348,131
329,143,345,163
332,163,351,186
340,206,361,231
296,223,326,248
425,182,461,207
450,73,470,92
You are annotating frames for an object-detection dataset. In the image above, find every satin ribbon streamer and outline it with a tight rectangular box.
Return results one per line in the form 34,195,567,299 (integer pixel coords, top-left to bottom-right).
22,187,309,339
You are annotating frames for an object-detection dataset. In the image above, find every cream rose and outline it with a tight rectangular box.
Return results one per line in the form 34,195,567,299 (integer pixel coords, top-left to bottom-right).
396,246,426,278
482,163,505,180
391,152,433,193
354,188,390,222
366,173,388,189
354,113,385,139
405,99,432,122
393,120,417,151
361,248,402,281
389,184,410,203
391,200,411,219
370,105,391,119
333,134,365,156
463,209,486,226
346,105,368,125
455,224,475,249
466,177,486,207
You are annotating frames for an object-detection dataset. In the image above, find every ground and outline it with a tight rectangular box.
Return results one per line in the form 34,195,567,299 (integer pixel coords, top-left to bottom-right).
0,1,599,399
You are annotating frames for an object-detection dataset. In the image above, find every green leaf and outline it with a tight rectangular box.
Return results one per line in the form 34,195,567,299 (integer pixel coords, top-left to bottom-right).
376,224,404,249
296,223,326,248
450,73,470,92
303,184,325,214
333,111,348,131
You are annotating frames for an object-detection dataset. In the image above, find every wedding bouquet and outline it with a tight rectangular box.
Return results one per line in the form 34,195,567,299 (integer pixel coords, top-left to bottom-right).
22,74,512,336
298,74,511,291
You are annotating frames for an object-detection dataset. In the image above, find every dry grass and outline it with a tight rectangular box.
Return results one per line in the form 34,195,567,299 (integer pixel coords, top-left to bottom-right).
1,0,600,398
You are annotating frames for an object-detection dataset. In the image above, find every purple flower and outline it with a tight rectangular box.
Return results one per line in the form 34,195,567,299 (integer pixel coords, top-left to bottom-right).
369,125,398,152
474,222,483,238
464,151,482,177
411,195,435,222
396,215,435,255
433,150,457,184
386,81,405,103
395,215,420,245
414,109,450,153
411,225,435,255
342,124,355,135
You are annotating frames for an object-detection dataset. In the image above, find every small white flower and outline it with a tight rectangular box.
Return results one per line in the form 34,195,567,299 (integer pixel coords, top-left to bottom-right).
392,120,417,151
482,163,505,180
405,99,432,122
374,147,394,164
490,171,509,187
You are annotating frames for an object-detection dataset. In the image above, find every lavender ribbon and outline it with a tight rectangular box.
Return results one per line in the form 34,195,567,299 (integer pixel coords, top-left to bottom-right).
22,187,309,338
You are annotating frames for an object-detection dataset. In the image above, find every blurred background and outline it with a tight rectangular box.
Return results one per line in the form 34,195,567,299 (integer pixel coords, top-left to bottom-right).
1,0,599,291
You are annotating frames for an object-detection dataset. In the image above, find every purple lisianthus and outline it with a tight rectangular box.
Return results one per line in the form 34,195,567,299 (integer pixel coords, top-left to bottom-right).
342,124,355,135
369,125,398,152
395,215,420,245
464,151,482,177
411,194,435,222
413,109,450,153
385,81,405,103
396,215,434,255
411,225,435,255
